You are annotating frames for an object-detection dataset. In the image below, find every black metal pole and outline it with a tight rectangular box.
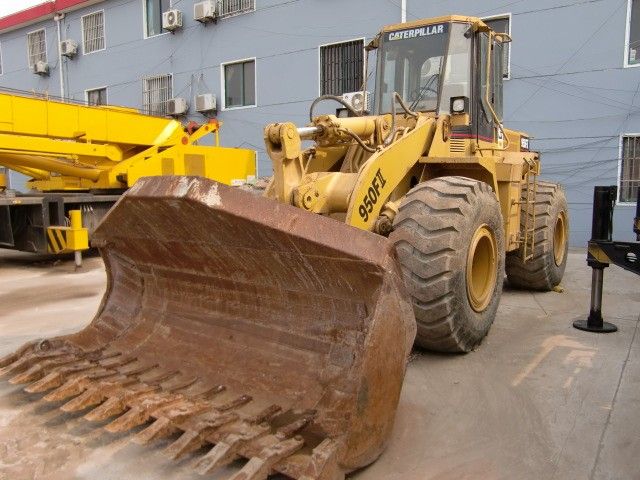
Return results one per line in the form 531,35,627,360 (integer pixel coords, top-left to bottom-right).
573,186,618,333
634,187,640,241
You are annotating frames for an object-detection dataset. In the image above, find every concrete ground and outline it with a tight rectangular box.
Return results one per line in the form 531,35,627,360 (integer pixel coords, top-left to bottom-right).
0,249,638,480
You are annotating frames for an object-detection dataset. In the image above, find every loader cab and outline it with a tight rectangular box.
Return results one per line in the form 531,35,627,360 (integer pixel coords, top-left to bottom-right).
374,17,508,145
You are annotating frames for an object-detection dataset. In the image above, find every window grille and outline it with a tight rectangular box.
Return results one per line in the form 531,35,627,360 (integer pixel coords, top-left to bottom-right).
82,11,105,54
27,29,47,67
320,39,364,96
143,74,173,115
621,136,640,203
218,0,255,18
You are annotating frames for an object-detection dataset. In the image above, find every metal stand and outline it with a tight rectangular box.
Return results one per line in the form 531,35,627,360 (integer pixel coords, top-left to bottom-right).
74,250,82,269
573,266,618,332
573,186,618,333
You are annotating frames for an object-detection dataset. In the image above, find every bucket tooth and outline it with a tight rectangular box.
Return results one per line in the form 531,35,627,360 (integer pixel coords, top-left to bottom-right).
25,370,65,393
217,395,252,412
164,429,203,460
135,401,227,447
104,406,149,433
45,376,92,403
142,369,179,384
165,410,238,461
132,416,175,445
119,362,158,377
276,414,314,440
62,386,107,413
9,355,77,385
300,439,341,480
99,355,136,369
193,424,270,476
248,405,282,425
165,376,199,393
24,362,95,394
84,395,127,422
194,440,235,475
227,436,304,480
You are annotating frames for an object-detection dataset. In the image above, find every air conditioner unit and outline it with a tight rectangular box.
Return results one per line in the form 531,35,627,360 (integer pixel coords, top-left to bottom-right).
162,9,183,31
32,60,49,76
167,97,188,116
342,91,370,112
195,93,216,113
194,0,217,23
60,39,78,58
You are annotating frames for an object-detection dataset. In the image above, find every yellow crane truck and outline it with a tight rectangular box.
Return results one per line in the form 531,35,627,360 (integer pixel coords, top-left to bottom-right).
0,90,255,260
0,15,569,480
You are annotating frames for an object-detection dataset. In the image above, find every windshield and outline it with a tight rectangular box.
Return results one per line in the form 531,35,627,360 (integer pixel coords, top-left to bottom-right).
375,23,450,114
375,22,472,115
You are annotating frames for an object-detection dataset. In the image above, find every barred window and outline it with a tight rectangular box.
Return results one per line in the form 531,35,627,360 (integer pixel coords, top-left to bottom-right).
483,16,511,79
223,59,255,108
320,39,364,96
628,0,640,65
27,29,47,67
620,135,640,203
143,74,172,115
82,11,105,54
218,0,255,18
86,87,107,106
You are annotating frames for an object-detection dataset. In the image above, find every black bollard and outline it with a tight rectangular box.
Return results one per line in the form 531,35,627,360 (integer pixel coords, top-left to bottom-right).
573,186,618,333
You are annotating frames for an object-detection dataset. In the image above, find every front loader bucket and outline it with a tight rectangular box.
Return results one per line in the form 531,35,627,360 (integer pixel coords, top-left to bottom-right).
0,176,416,479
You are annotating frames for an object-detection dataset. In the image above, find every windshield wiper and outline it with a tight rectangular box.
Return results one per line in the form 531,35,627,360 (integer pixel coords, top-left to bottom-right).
408,73,439,111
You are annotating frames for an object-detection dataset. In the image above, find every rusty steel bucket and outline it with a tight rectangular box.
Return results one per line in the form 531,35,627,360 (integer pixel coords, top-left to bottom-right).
0,176,415,480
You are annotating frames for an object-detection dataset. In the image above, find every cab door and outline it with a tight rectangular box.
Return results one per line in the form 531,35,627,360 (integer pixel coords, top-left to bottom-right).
474,31,504,145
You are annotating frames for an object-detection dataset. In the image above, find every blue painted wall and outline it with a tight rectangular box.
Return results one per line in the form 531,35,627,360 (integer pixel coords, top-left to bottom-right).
0,0,638,245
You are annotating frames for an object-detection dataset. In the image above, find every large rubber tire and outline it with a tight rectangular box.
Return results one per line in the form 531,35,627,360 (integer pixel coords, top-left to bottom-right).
506,182,569,291
389,176,505,353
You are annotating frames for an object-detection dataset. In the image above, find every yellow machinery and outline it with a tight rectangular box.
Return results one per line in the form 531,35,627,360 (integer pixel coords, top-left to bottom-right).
1,16,569,480
0,89,256,257
263,14,570,352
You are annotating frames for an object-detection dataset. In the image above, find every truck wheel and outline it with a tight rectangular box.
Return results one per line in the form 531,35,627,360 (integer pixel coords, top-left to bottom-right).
390,176,505,353
506,182,569,291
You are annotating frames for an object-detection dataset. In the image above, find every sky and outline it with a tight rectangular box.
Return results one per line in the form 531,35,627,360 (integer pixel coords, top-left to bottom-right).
0,0,47,19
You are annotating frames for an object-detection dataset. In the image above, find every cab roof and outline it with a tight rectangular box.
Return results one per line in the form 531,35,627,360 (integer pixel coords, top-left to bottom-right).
381,14,489,33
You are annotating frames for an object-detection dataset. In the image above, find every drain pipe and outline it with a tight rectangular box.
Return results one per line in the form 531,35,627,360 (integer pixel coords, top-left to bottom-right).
54,12,65,100
401,0,407,22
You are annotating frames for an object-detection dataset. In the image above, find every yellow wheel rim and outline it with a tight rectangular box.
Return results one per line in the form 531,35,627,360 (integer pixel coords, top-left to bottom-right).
553,211,568,266
466,225,498,313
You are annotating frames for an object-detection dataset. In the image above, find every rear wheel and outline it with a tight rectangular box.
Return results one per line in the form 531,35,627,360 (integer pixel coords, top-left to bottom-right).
390,176,505,353
506,182,569,290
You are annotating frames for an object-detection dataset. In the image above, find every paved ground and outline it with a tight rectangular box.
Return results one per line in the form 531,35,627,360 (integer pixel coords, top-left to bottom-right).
0,249,638,480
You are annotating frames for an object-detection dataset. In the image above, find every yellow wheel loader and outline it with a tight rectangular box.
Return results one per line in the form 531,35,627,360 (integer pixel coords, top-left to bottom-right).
1,15,569,480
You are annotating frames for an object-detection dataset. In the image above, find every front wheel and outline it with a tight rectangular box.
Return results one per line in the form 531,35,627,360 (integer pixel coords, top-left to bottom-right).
390,176,506,353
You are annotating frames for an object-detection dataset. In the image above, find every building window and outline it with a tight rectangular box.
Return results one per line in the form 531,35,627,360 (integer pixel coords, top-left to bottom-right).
0,43,3,75
620,135,640,203
86,87,107,106
27,29,47,67
82,11,105,54
218,0,255,18
223,59,255,109
483,15,511,79
320,39,364,96
143,74,172,115
144,0,170,37
627,0,640,65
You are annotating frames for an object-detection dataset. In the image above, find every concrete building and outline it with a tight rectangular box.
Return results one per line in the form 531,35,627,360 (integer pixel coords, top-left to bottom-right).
0,0,638,245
